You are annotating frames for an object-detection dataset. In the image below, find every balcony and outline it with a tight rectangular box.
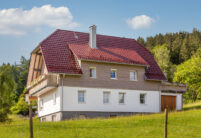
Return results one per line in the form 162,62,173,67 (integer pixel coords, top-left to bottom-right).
161,82,186,94
27,74,59,97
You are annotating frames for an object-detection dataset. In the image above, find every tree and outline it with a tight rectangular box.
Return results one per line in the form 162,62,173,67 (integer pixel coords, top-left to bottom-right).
155,33,164,45
174,50,201,102
137,37,145,46
0,65,16,122
146,36,155,50
179,34,190,62
4,56,29,101
170,32,185,64
15,57,29,99
152,44,172,81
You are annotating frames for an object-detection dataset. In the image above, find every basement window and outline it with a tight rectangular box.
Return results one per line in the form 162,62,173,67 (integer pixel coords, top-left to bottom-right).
52,115,56,122
42,117,46,122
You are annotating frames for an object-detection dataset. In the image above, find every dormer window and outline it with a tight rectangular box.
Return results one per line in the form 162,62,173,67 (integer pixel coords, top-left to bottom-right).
89,67,96,78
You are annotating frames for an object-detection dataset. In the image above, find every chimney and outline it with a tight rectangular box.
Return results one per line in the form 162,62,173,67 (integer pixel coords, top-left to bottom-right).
89,25,97,48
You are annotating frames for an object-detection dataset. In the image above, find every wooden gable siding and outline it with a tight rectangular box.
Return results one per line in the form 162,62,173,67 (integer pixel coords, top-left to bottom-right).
27,49,47,87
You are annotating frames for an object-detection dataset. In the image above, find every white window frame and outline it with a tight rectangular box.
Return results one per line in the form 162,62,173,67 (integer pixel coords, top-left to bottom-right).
119,92,126,104
140,93,146,104
89,67,96,78
53,92,56,105
103,92,110,104
110,69,117,79
130,70,137,81
78,90,86,104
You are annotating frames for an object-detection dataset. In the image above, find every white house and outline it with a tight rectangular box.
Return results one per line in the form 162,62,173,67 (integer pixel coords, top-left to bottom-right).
25,25,186,121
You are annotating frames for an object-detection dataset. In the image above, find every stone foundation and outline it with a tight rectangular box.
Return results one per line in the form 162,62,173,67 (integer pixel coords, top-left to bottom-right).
39,111,150,122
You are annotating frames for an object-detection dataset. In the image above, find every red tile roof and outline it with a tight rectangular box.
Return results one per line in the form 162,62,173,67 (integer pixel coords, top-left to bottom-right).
68,44,148,66
40,29,166,80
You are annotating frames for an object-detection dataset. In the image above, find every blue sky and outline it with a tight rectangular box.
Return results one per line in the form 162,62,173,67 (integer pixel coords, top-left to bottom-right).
0,0,201,64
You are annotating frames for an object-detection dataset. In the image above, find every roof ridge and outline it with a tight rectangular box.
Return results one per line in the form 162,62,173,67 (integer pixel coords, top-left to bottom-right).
39,29,60,46
57,29,137,41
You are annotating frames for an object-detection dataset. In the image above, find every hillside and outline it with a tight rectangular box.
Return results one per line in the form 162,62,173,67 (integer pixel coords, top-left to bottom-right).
1,102,201,138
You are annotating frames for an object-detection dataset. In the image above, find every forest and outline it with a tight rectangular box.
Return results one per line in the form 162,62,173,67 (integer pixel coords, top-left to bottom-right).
0,28,201,121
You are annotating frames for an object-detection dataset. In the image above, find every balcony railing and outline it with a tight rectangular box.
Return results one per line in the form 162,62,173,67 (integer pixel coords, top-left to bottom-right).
27,74,59,96
161,82,186,93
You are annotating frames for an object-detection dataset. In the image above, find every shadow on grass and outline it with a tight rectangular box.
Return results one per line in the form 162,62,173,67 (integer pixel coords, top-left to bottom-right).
183,105,201,111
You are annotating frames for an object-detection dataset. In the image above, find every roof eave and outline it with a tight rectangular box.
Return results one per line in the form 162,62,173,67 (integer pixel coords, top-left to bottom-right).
80,59,149,67
144,75,165,82
48,72,82,76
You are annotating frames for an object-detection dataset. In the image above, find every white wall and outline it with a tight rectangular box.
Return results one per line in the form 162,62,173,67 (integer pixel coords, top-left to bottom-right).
37,86,183,118
62,86,161,113
38,87,61,117
161,93,183,110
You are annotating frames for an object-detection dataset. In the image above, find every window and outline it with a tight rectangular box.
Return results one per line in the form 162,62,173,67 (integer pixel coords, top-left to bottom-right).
53,92,56,105
79,114,86,119
119,93,125,104
42,117,46,122
89,67,96,78
140,94,146,104
39,99,43,111
130,71,137,81
110,115,117,118
78,91,85,103
103,92,110,104
52,115,56,122
111,69,117,79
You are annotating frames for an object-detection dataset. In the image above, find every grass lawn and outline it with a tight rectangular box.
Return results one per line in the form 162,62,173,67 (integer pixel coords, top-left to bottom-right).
1,102,201,138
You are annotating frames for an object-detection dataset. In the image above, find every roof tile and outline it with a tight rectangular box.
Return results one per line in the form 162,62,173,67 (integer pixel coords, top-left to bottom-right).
40,29,166,80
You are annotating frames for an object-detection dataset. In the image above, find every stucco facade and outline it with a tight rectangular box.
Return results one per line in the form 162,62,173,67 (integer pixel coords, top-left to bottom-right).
37,85,183,121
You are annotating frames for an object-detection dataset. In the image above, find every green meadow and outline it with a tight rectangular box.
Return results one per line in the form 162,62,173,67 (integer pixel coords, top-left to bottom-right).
1,102,201,138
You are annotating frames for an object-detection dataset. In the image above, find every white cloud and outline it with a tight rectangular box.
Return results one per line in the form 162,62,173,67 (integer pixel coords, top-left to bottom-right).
127,15,155,30
0,5,79,35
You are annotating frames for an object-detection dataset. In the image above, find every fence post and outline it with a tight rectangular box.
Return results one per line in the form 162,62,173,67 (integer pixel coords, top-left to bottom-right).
29,101,33,138
164,108,168,138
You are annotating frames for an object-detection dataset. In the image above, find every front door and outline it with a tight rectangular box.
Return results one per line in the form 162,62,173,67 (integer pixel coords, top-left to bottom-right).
161,95,176,111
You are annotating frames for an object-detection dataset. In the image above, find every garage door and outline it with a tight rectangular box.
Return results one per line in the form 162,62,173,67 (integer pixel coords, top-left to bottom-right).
161,95,176,111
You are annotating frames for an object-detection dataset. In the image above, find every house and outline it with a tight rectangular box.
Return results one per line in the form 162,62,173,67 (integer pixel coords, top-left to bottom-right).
25,25,186,122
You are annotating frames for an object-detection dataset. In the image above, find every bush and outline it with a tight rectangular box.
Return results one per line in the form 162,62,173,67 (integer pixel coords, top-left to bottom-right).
11,94,29,116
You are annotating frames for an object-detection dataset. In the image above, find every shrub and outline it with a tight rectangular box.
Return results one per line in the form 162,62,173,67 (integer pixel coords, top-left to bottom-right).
11,94,29,116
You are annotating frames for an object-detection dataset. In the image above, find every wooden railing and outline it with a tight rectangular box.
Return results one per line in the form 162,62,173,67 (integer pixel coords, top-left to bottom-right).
161,82,186,93
28,74,59,96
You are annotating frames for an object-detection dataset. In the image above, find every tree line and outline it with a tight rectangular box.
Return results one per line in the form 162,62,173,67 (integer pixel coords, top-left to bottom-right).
0,57,29,122
137,28,201,102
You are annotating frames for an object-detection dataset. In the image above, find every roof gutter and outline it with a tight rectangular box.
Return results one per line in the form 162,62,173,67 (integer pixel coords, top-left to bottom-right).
49,73,82,76
80,59,149,67
144,75,165,82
